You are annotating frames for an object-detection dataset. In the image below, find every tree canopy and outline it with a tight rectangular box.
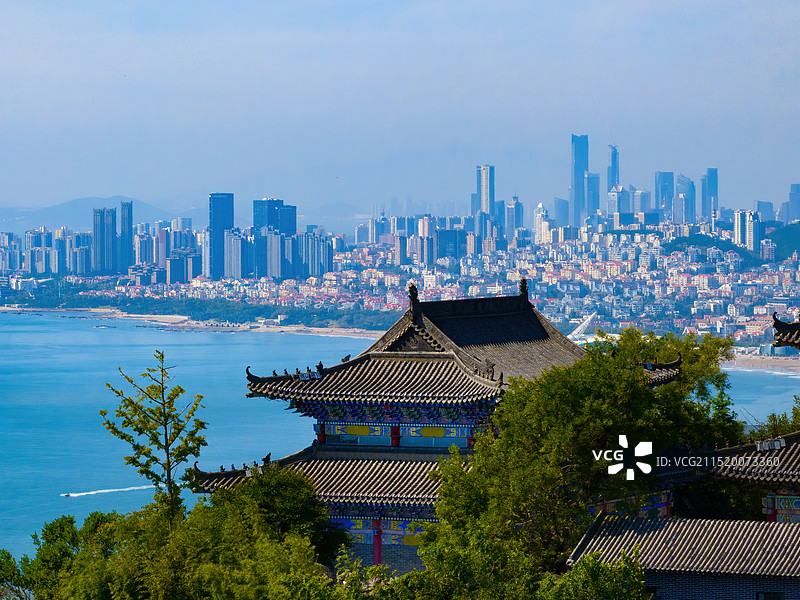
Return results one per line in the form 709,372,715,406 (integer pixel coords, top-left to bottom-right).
412,329,741,598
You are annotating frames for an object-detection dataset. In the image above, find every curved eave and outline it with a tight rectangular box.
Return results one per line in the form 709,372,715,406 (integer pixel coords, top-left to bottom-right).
246,350,503,405
773,312,800,348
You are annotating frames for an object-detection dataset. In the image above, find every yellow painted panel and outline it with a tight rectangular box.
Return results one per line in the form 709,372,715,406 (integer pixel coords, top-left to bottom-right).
421,427,445,438
346,425,371,436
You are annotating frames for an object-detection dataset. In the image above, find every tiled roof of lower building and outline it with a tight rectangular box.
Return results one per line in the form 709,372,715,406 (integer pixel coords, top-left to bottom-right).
568,513,800,577
195,445,447,506
702,430,800,484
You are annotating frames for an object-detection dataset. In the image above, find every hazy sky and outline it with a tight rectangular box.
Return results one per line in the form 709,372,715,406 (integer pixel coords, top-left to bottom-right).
1,1,798,219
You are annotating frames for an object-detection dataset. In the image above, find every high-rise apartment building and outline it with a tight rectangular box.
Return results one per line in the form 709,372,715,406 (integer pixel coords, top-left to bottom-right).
208,192,234,280
533,203,548,245
655,172,675,216
700,168,718,223
570,135,589,227
734,210,761,252
607,145,619,193
92,207,117,274
119,201,133,274
476,165,495,216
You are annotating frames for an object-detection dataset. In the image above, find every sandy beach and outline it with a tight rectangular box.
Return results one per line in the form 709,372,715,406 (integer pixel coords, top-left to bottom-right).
722,354,800,373
0,305,383,339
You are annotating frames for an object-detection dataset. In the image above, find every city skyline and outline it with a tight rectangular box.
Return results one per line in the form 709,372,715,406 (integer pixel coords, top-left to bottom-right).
1,2,798,217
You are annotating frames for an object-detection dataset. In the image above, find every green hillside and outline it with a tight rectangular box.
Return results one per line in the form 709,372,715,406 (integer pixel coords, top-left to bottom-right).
767,221,800,260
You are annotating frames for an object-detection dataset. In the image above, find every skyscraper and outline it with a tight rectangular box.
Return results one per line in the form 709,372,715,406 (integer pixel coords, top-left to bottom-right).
506,196,524,233
570,134,589,227
533,203,548,245
254,198,297,237
676,174,696,224
607,145,619,193
119,201,133,274
700,168,718,223
585,172,600,216
655,171,675,216
92,207,117,274
476,165,495,215
553,197,569,227
209,192,234,280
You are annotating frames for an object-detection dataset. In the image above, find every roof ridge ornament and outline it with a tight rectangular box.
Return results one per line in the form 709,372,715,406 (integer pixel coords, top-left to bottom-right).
409,282,421,324
519,277,528,299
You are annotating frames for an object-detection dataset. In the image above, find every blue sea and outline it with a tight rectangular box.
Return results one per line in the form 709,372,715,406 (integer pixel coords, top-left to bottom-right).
0,310,371,559
1,311,799,559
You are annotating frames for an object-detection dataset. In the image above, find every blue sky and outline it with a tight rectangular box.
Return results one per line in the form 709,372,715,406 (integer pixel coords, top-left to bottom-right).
1,1,798,221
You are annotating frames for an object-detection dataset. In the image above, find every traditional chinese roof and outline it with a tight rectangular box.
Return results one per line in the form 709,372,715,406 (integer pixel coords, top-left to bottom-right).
568,513,800,577
773,312,800,349
701,430,800,484
246,282,587,404
246,351,502,406
195,445,444,507
639,356,682,386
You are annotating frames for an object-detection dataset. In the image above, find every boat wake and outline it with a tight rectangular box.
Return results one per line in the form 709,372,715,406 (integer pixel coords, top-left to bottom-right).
61,485,152,498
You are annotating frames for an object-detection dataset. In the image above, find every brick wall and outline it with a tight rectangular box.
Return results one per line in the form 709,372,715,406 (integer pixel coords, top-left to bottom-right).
647,571,800,600
348,543,424,576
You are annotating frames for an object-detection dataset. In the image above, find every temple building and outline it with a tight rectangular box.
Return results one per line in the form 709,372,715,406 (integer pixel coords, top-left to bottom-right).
196,280,589,571
196,280,681,572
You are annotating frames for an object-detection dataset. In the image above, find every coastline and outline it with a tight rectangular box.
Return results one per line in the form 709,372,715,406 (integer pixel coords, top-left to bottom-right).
722,354,800,374
0,305,383,339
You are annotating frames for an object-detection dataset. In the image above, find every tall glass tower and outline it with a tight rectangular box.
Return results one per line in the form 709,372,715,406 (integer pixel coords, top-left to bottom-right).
655,171,675,215
119,201,133,274
700,168,718,223
209,192,234,280
570,135,589,227
607,145,619,193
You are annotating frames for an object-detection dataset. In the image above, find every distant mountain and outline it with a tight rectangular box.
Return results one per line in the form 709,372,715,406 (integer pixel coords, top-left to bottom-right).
0,196,196,234
0,196,366,238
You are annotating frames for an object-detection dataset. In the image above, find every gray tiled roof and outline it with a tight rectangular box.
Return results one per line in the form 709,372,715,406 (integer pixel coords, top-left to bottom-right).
195,445,444,506
703,430,800,484
568,514,800,577
246,351,501,404
247,287,587,402
773,312,800,349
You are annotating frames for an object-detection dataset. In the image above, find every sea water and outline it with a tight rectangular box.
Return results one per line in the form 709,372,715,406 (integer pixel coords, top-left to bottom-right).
1,311,799,559
0,310,371,558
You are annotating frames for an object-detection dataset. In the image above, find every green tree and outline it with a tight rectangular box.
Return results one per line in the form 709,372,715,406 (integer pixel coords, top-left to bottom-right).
750,394,800,439
536,550,649,600
0,549,32,600
417,329,739,598
100,350,207,520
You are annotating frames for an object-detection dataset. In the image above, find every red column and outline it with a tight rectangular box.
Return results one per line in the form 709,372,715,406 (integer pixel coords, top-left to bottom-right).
372,519,382,565
390,425,400,447
316,422,326,445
